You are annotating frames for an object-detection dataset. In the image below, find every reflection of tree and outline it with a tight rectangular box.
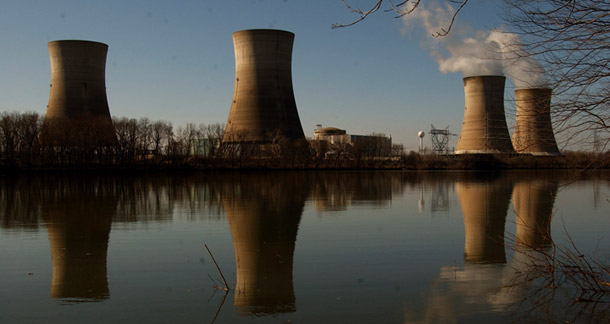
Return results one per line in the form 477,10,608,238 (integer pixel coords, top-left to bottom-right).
219,173,310,315
310,172,397,212
0,176,41,232
1,171,488,229
0,174,226,231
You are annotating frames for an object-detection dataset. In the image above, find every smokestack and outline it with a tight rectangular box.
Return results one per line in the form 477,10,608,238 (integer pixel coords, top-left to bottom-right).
44,40,115,145
455,76,515,154
512,88,560,155
223,29,305,143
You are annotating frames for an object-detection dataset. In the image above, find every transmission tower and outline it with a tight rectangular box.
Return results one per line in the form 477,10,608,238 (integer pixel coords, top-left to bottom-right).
430,124,456,154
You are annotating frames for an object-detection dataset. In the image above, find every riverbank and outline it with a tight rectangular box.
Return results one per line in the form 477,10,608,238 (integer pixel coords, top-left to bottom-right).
2,151,608,172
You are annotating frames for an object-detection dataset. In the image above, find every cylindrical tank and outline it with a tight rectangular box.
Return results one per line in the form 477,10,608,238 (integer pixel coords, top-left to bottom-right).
512,88,560,155
223,29,305,143
455,76,515,154
44,40,115,145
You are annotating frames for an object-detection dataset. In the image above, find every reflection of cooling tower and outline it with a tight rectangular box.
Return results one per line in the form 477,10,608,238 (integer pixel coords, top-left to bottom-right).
43,178,116,301
512,178,558,249
512,88,560,155
456,176,513,263
455,76,515,154
223,29,305,143
44,40,115,145
221,174,307,315
47,217,112,300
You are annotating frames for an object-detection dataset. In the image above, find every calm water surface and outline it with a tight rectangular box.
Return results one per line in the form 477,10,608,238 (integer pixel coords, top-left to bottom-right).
1,171,609,323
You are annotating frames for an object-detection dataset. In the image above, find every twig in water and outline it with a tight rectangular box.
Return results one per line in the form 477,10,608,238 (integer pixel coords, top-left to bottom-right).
205,244,230,291
209,289,229,324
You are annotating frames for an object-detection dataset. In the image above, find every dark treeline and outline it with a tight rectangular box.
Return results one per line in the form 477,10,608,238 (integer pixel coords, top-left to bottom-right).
1,111,609,170
0,111,227,169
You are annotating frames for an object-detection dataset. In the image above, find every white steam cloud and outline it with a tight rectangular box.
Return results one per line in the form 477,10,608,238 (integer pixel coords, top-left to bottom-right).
402,2,548,89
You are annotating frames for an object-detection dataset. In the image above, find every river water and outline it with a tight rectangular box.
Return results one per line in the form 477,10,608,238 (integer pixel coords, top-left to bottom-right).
1,171,609,323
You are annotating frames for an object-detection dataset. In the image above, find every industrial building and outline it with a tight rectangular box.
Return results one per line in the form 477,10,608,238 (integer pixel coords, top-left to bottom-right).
222,29,305,143
455,76,515,154
43,40,116,145
313,125,392,156
512,88,560,155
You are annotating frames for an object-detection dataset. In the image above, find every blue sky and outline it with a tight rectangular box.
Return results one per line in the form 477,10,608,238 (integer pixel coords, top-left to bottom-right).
0,0,505,151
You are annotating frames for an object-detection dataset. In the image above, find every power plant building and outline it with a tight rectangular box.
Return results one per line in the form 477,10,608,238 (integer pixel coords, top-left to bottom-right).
223,29,305,143
313,125,392,156
43,40,116,145
512,88,560,155
455,76,515,154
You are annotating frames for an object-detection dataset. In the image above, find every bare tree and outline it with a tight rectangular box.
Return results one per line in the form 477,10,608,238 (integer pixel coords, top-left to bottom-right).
113,117,140,164
136,118,153,156
0,112,19,161
503,0,610,151
333,0,469,36
176,123,200,158
202,123,224,158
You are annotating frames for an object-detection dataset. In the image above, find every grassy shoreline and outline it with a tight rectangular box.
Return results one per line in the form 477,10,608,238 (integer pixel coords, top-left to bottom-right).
2,152,608,172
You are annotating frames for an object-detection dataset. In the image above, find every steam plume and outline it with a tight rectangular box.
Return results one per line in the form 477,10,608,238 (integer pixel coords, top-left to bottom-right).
402,2,547,89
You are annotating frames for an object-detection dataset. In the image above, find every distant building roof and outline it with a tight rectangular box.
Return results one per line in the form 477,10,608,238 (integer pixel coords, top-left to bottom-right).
314,127,346,135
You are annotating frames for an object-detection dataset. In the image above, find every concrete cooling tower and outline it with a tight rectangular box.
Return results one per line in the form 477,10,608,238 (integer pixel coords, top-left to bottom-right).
512,88,560,155
223,29,305,143
44,40,115,145
455,76,515,154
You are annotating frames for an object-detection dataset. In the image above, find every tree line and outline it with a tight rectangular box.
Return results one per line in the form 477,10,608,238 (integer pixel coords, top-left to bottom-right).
0,111,223,168
1,110,607,170
0,111,402,169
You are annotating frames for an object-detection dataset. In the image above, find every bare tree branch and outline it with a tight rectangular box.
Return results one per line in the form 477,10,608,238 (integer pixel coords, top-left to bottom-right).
502,0,610,150
333,0,469,37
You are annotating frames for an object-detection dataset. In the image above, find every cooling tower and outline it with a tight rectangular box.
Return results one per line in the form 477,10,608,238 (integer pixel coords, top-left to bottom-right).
512,88,560,155
44,40,115,145
223,29,305,143
455,76,515,154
